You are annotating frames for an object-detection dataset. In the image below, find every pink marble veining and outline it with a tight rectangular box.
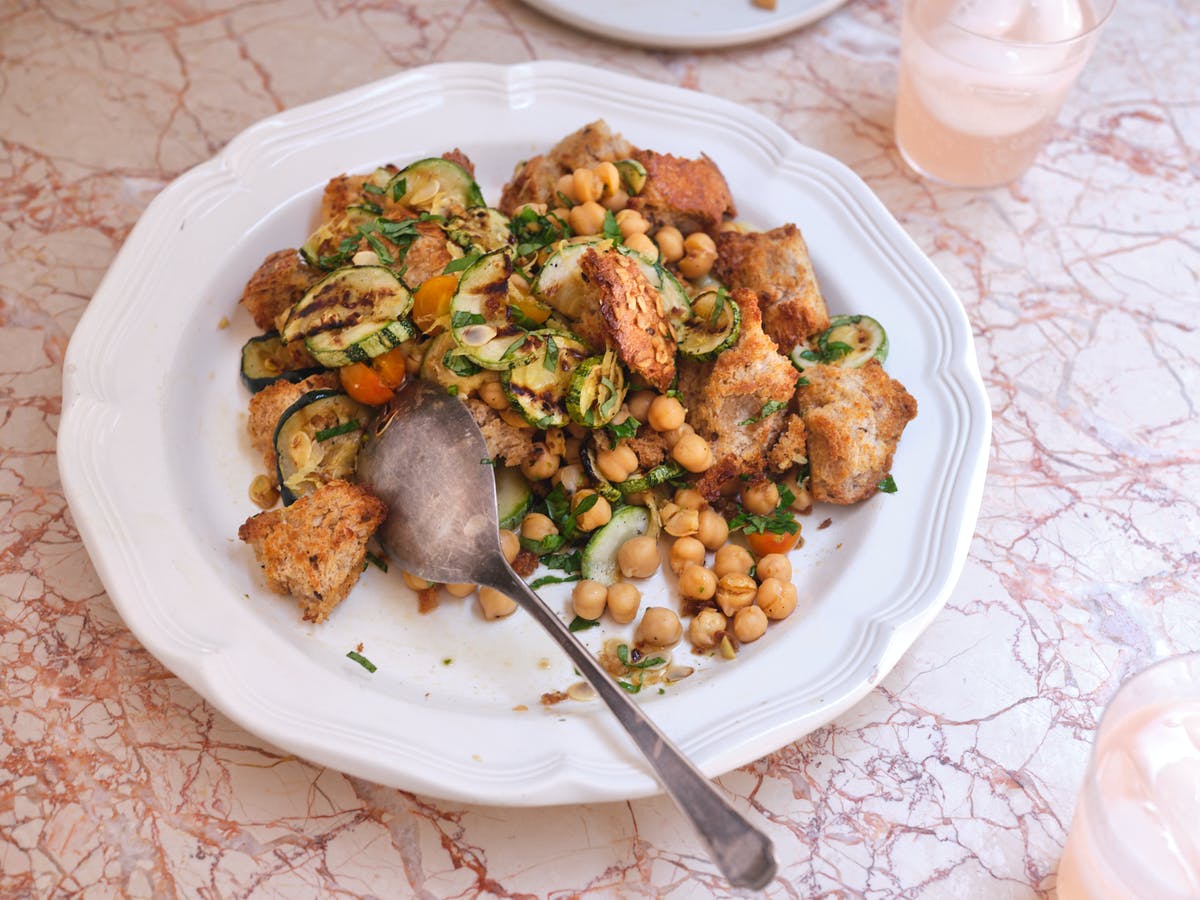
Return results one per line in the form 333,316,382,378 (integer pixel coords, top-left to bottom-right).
2,0,1197,896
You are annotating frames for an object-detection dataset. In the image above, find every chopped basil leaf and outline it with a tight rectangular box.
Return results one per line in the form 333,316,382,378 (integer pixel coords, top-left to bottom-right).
542,549,582,574
877,474,898,494
738,400,787,427
480,457,497,466
605,415,640,442
530,573,581,590
618,680,641,693
450,310,487,328
446,385,459,396
365,551,388,572
443,350,483,377
442,252,481,275
389,177,407,204
346,650,377,673
315,419,360,441
568,615,600,632
543,335,559,372
521,533,566,555
602,209,622,244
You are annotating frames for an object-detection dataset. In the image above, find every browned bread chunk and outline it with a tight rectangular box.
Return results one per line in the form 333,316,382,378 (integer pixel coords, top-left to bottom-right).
576,248,676,392
677,289,798,498
238,480,387,623
627,150,736,234
246,373,340,475
767,414,807,474
795,360,917,504
463,398,538,468
499,120,635,215
239,250,321,331
714,224,830,352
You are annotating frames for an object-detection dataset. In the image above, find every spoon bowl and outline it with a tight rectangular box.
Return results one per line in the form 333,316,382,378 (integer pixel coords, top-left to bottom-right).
356,379,776,890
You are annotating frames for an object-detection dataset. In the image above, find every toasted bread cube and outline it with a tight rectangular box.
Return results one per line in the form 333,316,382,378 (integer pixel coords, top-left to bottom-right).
714,224,830,351
628,150,736,234
767,414,808,474
238,480,387,623
677,289,798,497
464,398,538,468
239,250,321,332
795,361,917,504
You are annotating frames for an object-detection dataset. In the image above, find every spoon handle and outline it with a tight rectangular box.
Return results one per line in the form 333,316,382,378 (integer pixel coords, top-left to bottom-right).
485,565,777,890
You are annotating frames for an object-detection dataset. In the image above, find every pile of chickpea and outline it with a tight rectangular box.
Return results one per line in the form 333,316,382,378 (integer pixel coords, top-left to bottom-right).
520,160,720,282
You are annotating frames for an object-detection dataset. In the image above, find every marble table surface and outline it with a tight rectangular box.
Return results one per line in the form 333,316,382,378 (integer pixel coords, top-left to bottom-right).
1,0,1196,896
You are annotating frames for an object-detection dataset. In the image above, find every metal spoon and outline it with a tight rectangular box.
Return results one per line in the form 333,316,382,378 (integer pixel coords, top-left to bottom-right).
357,379,776,890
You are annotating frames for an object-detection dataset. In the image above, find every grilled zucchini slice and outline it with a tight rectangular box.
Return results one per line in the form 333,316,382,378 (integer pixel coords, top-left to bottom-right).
531,238,613,320
386,158,485,217
495,466,533,530
419,331,494,395
299,207,376,269
449,249,536,370
614,159,647,195
447,207,514,255
621,248,691,340
677,288,741,361
567,349,627,427
273,389,370,505
581,445,623,503
281,265,413,343
305,318,418,368
240,333,324,393
614,461,684,495
580,505,652,585
820,315,889,367
500,331,590,428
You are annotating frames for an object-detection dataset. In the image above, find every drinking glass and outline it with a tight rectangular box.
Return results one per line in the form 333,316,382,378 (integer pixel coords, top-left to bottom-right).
894,0,1115,187
1056,653,1200,899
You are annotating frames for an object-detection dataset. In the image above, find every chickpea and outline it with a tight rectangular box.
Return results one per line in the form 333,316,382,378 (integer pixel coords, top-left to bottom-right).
617,535,660,578
573,490,612,532
717,573,758,617
678,563,718,601
662,505,700,537
756,577,798,620
499,528,520,563
521,513,558,543
607,582,642,624
551,206,571,223
635,607,682,649
782,473,814,513
647,395,686,432
732,605,768,642
678,253,715,281
654,226,685,263
572,167,602,204
741,480,781,515
626,390,657,423
672,433,714,473
402,571,434,591
569,200,607,236
517,202,548,217
572,579,608,620
594,161,621,198
554,173,577,204
479,586,518,620
602,188,629,212
624,232,657,258
689,608,727,650
713,543,755,578
684,231,717,257
756,553,792,583
479,380,510,411
661,423,694,450
673,487,706,510
543,427,566,457
596,444,639,482
615,208,650,238
521,444,560,481
669,536,706,575
696,508,729,551
625,490,650,507
445,582,476,598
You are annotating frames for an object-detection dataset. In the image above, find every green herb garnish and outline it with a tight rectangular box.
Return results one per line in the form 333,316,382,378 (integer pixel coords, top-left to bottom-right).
315,420,360,442
530,573,582,590
729,483,800,536
616,643,665,670
568,615,600,632
738,400,787,427
365,551,388,572
605,415,640,442
346,650,377,673
450,310,486,329
442,252,481,275
444,350,483,377
543,335,560,372
877,474,898,494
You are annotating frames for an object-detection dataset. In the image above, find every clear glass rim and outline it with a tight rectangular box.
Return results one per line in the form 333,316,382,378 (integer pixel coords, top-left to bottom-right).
1076,651,1200,896
922,0,1118,49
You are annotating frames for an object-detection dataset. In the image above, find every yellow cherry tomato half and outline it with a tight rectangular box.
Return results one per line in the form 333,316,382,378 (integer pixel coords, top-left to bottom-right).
339,361,394,406
412,274,458,335
745,530,800,558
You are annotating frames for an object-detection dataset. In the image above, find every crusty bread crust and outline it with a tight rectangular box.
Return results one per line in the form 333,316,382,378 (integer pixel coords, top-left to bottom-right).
238,480,387,623
578,248,676,392
677,289,799,497
767,414,808,474
463,398,537,468
628,151,736,234
239,249,321,332
714,224,830,351
795,360,917,504
246,373,340,475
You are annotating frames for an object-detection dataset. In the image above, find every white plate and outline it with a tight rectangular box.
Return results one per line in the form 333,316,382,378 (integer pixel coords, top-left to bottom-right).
59,61,989,806
519,0,850,49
